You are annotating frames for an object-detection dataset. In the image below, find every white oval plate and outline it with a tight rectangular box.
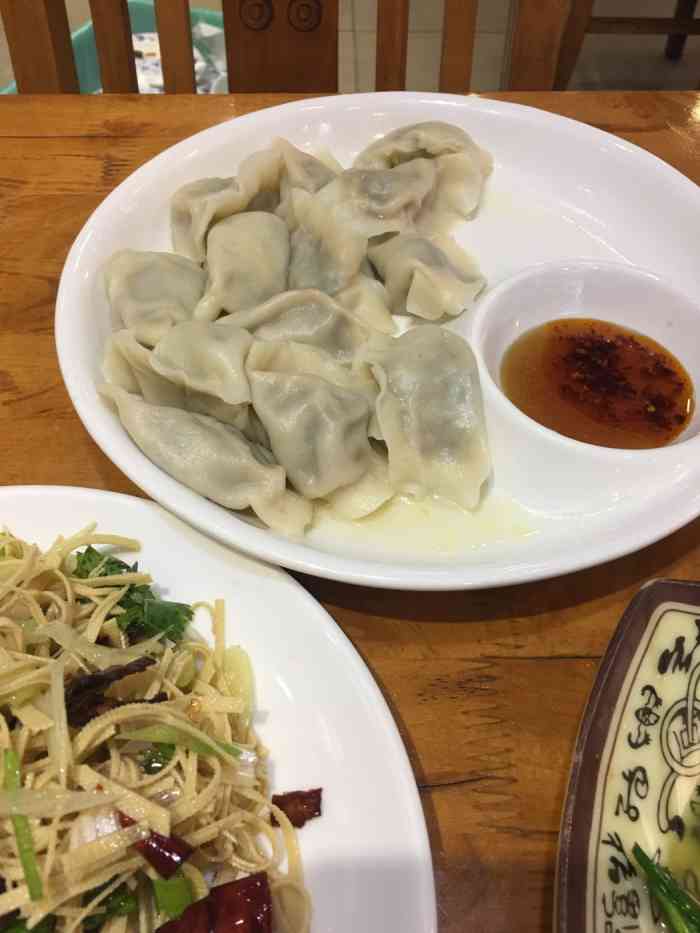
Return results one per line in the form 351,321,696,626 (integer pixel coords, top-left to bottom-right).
0,486,436,933
55,92,700,589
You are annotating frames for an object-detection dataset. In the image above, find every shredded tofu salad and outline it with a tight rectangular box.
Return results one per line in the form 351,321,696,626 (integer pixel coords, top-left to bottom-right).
0,526,313,933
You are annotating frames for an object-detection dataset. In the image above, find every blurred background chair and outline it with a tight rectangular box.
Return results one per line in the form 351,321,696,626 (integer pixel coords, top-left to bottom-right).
507,0,699,90
554,0,698,88
0,0,481,95
1,1,697,97
0,0,340,93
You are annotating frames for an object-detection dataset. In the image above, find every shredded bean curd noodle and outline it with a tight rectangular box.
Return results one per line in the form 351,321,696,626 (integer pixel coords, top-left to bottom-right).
0,526,311,933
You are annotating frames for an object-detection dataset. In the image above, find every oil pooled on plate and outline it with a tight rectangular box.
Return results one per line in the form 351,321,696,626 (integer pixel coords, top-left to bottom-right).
308,493,536,560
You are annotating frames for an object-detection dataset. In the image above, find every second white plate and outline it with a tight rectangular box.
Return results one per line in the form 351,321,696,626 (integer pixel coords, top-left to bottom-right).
0,486,436,933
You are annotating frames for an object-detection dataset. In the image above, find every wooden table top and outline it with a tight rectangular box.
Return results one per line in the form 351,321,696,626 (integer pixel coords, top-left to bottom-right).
1,90,699,932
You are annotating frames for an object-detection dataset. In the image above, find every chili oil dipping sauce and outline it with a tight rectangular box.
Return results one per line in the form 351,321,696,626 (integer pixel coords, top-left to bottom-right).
500,318,694,449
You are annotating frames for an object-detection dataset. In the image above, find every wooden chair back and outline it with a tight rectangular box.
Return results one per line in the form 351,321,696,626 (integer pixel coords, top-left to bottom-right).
0,0,481,96
0,0,340,94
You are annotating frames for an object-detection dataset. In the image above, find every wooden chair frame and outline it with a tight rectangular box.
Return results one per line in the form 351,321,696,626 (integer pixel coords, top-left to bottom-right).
507,0,700,91
0,0,482,96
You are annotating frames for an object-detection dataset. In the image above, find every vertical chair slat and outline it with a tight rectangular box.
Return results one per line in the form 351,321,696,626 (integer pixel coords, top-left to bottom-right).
222,0,338,93
154,0,196,94
375,0,409,91
0,0,78,93
506,0,570,90
554,0,594,89
439,0,478,93
666,0,699,59
88,0,138,93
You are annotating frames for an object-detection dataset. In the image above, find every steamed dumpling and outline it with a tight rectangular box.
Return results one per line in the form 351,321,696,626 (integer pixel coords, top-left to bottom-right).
418,150,492,232
288,189,367,294
353,122,493,231
368,233,485,320
103,330,185,407
223,289,374,363
247,340,378,410
195,213,289,321
249,376,371,500
287,160,437,294
103,328,266,442
171,178,245,263
247,342,373,499
274,139,339,224
151,320,253,405
234,139,339,219
335,275,396,335
245,345,389,516
104,251,207,348
185,393,270,447
100,385,311,536
323,447,394,520
104,124,498,538
171,140,337,261
362,326,490,509
354,121,486,169
241,337,381,441
305,160,438,238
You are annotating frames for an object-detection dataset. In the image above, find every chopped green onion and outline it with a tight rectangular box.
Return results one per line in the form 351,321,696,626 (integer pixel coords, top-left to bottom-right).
633,843,700,933
152,872,194,920
119,724,248,764
3,749,43,901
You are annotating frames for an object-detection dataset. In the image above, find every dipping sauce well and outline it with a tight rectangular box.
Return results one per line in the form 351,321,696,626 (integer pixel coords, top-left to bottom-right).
500,318,694,449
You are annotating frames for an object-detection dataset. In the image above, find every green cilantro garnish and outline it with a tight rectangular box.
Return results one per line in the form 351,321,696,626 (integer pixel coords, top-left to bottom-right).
74,546,133,579
73,547,192,643
116,592,193,643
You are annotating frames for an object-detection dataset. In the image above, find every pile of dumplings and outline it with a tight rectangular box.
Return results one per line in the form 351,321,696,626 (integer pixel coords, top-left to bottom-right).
100,122,493,538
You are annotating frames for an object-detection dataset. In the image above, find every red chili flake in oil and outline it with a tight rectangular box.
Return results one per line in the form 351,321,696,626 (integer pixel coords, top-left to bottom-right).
500,318,694,449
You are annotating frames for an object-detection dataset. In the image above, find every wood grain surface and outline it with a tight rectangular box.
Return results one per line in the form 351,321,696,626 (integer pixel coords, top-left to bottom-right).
1,91,699,932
